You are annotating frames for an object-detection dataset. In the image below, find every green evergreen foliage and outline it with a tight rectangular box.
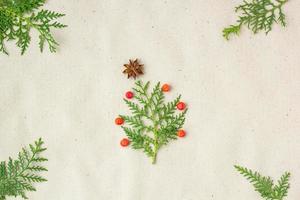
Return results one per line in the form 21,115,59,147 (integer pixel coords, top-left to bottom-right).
120,81,187,164
0,0,66,55
223,0,288,40
0,138,48,200
235,165,291,200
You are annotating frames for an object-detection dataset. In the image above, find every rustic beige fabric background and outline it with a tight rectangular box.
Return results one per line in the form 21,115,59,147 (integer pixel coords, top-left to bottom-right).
1,0,300,199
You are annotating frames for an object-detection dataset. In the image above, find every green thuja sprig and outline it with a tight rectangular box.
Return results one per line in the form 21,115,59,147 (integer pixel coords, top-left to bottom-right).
235,165,291,200
223,0,288,40
119,81,187,164
0,0,66,55
0,138,48,200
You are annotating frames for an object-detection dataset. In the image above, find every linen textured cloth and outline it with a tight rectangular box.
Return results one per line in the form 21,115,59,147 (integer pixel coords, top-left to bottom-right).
1,0,300,199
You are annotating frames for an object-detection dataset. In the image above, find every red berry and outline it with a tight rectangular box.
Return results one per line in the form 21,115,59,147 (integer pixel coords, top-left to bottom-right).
115,117,124,125
162,84,171,92
125,91,134,99
177,130,186,137
120,138,130,147
177,102,186,110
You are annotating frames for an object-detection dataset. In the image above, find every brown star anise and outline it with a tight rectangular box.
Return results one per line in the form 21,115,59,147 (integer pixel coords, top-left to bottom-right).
123,59,144,79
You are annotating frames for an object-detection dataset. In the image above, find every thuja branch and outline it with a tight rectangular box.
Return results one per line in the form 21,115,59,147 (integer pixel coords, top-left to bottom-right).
235,165,291,200
0,138,48,200
116,81,188,164
0,0,66,55
223,0,288,40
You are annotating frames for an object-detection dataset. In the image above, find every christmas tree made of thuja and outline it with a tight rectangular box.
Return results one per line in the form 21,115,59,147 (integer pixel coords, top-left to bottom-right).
116,80,187,164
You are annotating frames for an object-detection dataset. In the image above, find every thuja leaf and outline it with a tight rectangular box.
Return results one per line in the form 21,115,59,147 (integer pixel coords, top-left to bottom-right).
0,0,66,55
235,165,291,200
223,0,288,40
273,172,291,199
0,138,48,200
118,81,188,164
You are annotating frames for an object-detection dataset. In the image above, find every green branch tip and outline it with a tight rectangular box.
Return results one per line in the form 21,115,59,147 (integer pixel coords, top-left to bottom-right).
0,0,66,55
235,165,291,200
223,0,288,40
0,138,48,200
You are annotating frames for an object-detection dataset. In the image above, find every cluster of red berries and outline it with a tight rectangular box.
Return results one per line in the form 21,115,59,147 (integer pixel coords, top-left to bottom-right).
115,83,187,147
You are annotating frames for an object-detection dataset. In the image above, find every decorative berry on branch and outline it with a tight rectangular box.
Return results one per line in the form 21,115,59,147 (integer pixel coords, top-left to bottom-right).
123,59,144,79
115,117,124,125
116,80,188,164
235,165,291,200
120,138,130,147
223,0,288,40
0,0,67,55
177,102,186,111
177,130,186,137
125,91,134,99
0,138,48,200
161,84,171,92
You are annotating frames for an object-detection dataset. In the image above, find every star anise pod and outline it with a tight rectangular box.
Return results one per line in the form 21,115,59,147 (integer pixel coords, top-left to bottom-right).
123,59,144,79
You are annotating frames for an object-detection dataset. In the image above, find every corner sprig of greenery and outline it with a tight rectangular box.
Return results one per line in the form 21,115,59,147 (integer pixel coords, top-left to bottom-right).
0,0,66,55
223,0,288,40
0,138,48,200
235,165,291,200
120,81,187,164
